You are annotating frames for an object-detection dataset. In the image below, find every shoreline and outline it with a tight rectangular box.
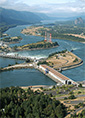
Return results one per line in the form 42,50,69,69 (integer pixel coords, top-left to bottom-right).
1,24,85,44
21,25,85,43
61,60,83,71
81,42,85,44
52,37,85,43
20,81,85,90
0,61,83,72
22,32,85,43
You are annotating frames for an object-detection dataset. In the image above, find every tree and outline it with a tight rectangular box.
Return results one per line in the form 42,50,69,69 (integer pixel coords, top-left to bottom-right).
0,87,67,118
68,95,76,99
55,104,67,118
25,58,30,63
78,83,82,87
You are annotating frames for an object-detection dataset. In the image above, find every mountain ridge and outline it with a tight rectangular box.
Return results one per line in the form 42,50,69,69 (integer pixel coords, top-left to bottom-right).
0,7,42,25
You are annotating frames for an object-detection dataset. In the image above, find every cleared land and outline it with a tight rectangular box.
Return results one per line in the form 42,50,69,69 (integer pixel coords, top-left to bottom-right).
46,51,83,70
67,34,85,39
21,26,50,36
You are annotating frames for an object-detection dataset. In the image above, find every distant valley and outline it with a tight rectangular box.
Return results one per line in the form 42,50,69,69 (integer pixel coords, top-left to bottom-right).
0,7,48,36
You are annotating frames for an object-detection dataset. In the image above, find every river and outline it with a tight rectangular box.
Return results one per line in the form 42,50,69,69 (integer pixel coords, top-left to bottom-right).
0,23,85,88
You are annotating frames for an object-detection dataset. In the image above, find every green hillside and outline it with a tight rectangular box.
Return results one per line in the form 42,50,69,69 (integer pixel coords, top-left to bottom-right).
0,7,41,25
0,7,42,36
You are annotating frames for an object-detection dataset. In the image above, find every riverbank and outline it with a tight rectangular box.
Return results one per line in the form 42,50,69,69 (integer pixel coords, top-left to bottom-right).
21,25,85,43
20,83,85,90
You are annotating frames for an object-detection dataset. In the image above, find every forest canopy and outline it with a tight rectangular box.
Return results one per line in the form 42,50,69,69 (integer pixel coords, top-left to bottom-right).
0,86,67,118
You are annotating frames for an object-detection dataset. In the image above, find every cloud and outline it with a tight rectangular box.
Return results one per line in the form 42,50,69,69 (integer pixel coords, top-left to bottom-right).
80,0,85,2
0,0,30,11
0,0,7,4
32,2,85,13
0,0,84,17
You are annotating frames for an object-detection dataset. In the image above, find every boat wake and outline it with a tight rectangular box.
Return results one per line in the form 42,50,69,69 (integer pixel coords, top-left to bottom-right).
71,47,80,51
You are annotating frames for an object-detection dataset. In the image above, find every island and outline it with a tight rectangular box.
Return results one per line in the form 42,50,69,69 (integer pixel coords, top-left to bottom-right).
0,36,22,44
0,36,22,52
15,41,59,51
0,33,8,37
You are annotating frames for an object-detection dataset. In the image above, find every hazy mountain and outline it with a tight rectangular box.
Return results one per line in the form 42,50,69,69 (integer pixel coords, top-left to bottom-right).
34,13,50,20
75,17,84,25
0,7,42,25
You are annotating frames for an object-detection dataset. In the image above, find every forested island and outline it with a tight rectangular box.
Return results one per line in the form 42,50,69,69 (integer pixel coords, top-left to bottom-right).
15,41,59,51
0,36,22,44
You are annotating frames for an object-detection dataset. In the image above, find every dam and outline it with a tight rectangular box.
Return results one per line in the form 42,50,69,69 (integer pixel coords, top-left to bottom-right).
0,53,79,86
39,64,78,86
0,53,33,61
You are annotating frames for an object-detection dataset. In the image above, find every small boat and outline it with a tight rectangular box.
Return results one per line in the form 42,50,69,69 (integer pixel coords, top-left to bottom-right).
71,49,73,52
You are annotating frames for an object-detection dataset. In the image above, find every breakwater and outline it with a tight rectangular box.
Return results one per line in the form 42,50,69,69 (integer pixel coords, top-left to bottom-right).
61,60,83,70
0,63,33,72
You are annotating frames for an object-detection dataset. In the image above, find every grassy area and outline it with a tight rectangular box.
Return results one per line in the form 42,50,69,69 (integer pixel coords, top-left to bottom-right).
73,88,85,95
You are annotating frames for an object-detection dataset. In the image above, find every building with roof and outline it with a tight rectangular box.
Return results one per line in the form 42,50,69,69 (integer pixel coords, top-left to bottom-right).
39,64,77,85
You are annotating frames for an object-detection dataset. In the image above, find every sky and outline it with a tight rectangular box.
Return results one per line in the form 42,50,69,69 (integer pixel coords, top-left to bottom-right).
22,0,76,5
0,0,85,17
0,0,85,5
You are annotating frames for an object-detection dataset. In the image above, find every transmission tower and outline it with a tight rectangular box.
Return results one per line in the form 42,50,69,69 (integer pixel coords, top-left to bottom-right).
44,31,52,42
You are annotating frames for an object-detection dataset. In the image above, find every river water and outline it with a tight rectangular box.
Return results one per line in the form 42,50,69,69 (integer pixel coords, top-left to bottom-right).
0,24,85,88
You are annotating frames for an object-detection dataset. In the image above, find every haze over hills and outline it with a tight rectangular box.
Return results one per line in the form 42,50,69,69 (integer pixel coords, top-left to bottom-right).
0,0,85,19
0,6,85,35
0,7,85,26
0,7,42,25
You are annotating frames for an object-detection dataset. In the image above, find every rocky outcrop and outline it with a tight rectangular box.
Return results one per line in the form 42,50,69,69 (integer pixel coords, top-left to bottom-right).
75,17,83,25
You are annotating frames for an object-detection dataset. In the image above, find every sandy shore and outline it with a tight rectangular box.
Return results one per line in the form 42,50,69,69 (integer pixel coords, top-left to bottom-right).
21,85,51,91
67,34,85,39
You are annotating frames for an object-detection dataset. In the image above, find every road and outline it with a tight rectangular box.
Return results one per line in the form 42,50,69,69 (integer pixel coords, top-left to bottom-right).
55,94,85,100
